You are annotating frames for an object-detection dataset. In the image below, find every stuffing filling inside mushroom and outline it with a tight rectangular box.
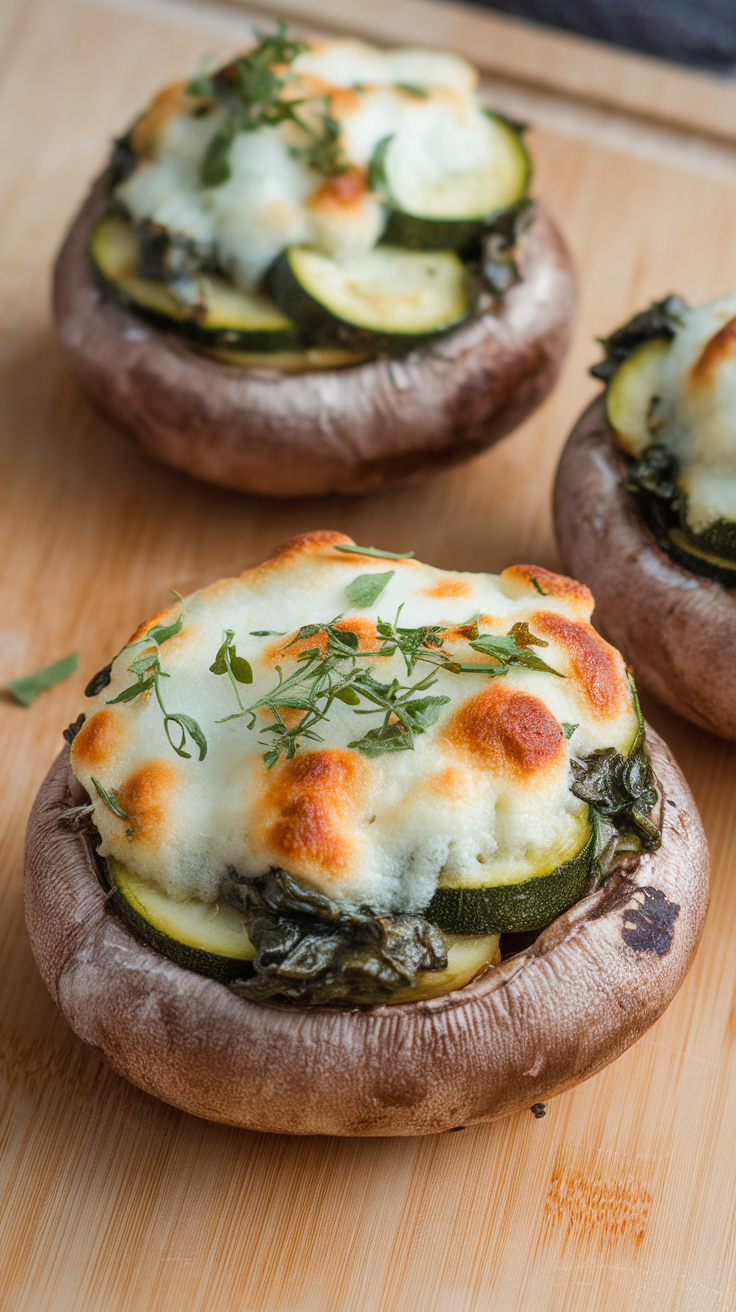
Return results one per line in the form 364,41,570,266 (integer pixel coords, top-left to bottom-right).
66,534,661,1008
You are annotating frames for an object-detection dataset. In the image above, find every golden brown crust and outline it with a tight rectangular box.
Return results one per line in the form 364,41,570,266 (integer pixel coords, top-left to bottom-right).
445,684,563,777
553,397,736,739
52,175,576,498
24,728,708,1135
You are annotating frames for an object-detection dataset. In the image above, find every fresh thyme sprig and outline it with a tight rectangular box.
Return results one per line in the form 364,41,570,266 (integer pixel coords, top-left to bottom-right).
191,23,309,186
290,98,349,177
221,612,563,767
107,648,207,761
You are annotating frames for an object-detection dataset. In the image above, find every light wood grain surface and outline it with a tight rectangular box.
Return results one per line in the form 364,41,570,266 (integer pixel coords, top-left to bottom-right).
2,0,736,1308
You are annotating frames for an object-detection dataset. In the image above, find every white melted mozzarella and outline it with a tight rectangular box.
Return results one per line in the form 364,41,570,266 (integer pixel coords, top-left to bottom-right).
71,536,637,915
625,294,736,532
114,38,497,290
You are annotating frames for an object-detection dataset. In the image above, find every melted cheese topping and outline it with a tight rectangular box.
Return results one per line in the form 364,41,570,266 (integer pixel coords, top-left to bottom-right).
115,39,498,291
72,534,637,915
620,295,736,532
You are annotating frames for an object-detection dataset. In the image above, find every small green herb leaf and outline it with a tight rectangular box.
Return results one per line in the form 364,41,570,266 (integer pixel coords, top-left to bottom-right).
395,82,428,97
335,544,414,560
345,571,395,608
164,713,208,761
470,634,563,676
107,675,155,704
348,723,412,756
147,612,184,645
91,776,129,819
508,621,548,649
334,686,360,705
230,655,253,684
250,630,286,636
7,652,79,707
561,722,579,739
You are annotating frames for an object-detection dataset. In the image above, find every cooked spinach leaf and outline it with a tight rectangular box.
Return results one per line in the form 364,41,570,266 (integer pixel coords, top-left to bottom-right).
8,652,79,707
223,867,447,1006
571,737,659,849
590,295,688,382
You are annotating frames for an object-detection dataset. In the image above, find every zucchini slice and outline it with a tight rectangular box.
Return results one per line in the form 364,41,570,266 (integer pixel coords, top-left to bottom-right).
89,213,301,352
206,344,373,372
425,817,597,934
369,114,531,251
107,858,255,982
666,527,736,587
388,932,501,1004
605,337,670,455
270,245,473,348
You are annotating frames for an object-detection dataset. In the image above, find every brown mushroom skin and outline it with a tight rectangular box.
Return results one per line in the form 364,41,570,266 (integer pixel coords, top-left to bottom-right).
554,397,736,740
24,727,707,1135
52,174,576,497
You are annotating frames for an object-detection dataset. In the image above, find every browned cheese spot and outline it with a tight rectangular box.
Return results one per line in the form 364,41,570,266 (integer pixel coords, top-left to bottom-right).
130,82,189,157
241,530,355,588
501,564,594,611
424,578,472,599
264,749,367,877
532,611,625,719
70,709,124,771
307,165,367,214
446,683,563,779
117,761,181,847
690,315,736,388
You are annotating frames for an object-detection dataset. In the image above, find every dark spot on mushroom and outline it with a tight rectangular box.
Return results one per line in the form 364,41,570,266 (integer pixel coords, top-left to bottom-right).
621,886,679,956
531,1103,547,1118
448,1125,466,1132
667,798,677,808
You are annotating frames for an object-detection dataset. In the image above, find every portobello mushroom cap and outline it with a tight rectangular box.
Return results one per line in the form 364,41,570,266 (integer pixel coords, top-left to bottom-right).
25,727,707,1135
554,396,736,740
52,174,576,498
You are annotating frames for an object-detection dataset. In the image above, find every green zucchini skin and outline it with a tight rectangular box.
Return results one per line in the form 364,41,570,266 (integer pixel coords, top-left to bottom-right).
674,513,736,564
425,818,597,934
369,116,531,253
380,210,484,254
666,528,736,588
107,862,255,984
89,215,303,353
269,246,475,352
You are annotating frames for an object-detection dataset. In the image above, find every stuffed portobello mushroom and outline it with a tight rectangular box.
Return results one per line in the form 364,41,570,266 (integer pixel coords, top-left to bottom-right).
53,26,576,497
554,294,736,739
25,531,707,1134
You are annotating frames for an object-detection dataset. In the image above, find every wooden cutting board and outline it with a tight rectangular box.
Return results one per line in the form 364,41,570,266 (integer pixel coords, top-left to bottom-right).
2,0,736,1307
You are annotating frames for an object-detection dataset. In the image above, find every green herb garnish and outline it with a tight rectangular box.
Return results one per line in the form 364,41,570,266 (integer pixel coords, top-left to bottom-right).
335,544,415,560
230,611,563,767
561,722,579,739
345,571,394,608
291,100,349,176
394,82,429,97
91,776,129,819
210,629,253,715
192,22,308,187
7,652,79,707
107,649,207,761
